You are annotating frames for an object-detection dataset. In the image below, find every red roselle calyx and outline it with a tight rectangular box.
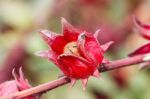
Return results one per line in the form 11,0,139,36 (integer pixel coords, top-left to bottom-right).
0,68,36,99
35,18,113,89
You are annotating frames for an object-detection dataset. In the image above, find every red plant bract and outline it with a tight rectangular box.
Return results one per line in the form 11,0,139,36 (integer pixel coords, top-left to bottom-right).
36,18,113,89
129,42,150,56
0,68,36,99
133,16,150,40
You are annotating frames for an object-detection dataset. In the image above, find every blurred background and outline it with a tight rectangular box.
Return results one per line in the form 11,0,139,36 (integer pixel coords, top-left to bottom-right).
0,0,150,99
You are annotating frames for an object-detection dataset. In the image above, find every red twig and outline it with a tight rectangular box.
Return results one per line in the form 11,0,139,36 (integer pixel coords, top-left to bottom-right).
100,54,145,72
12,54,147,99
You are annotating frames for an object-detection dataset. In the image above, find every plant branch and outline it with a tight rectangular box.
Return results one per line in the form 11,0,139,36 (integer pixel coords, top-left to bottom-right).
12,54,148,99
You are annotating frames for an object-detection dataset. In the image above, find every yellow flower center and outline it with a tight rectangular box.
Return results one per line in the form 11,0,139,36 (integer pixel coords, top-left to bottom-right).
63,41,80,56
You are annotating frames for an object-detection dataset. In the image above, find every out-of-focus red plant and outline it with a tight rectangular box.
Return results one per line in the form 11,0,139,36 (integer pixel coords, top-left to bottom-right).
129,16,150,69
0,68,37,99
80,0,111,6
36,18,113,89
97,18,132,51
129,42,150,56
111,68,131,88
0,43,27,83
133,16,150,40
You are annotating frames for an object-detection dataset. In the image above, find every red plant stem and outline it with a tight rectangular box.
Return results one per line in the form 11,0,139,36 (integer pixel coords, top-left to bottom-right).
100,55,145,72
11,77,70,99
12,55,146,99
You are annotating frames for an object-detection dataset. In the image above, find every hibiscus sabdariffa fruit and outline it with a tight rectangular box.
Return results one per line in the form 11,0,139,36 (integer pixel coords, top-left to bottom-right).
36,18,113,90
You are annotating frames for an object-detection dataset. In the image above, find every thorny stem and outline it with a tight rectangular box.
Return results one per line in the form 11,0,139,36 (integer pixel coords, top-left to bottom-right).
11,54,147,99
